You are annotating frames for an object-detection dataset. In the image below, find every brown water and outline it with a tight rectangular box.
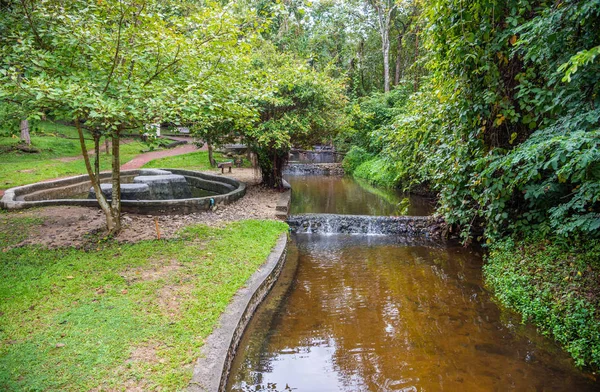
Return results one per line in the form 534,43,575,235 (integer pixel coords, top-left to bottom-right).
285,175,434,216
226,176,599,392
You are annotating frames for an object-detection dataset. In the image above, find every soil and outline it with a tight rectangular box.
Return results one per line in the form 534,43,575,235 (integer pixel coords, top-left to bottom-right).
9,168,282,249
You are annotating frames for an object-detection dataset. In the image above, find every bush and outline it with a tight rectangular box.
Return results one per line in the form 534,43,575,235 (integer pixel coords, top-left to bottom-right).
484,235,600,369
342,146,373,175
353,157,399,188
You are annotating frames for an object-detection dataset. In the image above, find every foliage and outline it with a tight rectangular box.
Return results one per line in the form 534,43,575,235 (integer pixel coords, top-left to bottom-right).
0,218,287,391
341,146,373,175
353,156,398,188
255,0,420,96
340,0,600,242
484,235,600,368
338,86,412,152
244,49,347,188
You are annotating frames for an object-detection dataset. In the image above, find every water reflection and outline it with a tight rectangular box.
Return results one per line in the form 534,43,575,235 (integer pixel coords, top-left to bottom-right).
285,175,434,216
227,235,598,391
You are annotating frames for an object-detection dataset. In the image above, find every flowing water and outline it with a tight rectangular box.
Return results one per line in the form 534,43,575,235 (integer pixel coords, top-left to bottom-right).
227,175,599,391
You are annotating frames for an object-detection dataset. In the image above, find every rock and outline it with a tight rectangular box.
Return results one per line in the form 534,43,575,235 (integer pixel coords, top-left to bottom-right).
88,183,151,200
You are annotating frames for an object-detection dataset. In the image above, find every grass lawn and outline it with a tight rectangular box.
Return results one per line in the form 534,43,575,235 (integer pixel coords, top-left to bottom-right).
0,121,148,189
0,215,287,391
143,151,214,171
142,150,253,172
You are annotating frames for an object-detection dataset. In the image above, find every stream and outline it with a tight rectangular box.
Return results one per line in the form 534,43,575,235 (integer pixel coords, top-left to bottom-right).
226,174,598,391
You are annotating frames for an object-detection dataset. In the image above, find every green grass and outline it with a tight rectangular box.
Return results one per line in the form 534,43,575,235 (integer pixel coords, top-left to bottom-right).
0,121,148,189
484,236,600,369
0,215,43,249
142,150,252,171
0,219,287,391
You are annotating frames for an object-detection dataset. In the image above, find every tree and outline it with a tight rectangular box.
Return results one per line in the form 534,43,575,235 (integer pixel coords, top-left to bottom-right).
0,0,262,233
367,0,396,92
245,49,347,188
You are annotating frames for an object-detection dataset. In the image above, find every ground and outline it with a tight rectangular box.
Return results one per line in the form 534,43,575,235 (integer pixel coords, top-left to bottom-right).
5,169,279,249
0,218,287,391
0,127,289,391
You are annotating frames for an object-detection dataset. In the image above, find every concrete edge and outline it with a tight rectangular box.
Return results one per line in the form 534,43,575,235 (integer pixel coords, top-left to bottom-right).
188,233,289,392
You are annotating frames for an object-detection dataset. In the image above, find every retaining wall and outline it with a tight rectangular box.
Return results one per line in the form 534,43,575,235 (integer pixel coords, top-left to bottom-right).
189,234,288,392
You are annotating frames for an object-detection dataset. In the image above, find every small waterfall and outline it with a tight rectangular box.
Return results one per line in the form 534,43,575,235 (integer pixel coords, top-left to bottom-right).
287,213,444,238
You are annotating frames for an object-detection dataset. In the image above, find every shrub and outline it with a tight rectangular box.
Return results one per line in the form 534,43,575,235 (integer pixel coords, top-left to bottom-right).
484,235,600,369
342,146,373,175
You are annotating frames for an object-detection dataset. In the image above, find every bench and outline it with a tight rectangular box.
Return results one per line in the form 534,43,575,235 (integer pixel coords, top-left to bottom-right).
217,161,233,173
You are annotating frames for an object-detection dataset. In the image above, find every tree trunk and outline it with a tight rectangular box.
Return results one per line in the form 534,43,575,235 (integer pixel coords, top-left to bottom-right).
20,119,31,145
207,141,216,167
258,149,286,189
370,1,396,93
383,36,390,92
75,119,116,232
394,34,403,85
110,131,122,234
105,137,110,155
94,132,100,181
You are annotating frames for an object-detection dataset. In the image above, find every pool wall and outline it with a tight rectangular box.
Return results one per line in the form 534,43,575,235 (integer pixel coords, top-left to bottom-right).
0,168,246,215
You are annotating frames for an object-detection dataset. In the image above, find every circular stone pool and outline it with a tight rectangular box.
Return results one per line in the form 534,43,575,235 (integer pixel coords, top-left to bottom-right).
0,168,246,215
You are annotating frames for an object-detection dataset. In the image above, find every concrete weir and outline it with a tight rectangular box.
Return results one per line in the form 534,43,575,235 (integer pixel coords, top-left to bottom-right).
283,162,344,176
287,213,447,238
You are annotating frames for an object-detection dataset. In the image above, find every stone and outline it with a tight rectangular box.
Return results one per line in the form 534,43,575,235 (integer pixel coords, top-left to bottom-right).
133,174,192,199
88,183,151,200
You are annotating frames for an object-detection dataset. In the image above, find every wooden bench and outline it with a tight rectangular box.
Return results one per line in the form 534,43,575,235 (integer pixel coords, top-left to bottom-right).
217,161,233,173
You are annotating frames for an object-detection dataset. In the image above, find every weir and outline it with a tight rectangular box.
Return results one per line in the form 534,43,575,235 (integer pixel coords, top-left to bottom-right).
287,213,446,237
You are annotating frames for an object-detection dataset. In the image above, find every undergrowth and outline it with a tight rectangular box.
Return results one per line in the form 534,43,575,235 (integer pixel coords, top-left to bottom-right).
484,235,600,369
